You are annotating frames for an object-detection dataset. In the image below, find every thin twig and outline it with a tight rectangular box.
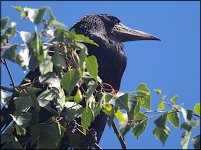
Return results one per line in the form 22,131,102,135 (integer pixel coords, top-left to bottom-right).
112,121,127,150
2,58,17,90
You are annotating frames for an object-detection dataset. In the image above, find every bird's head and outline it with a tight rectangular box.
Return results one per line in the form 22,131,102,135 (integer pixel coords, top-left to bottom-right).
71,14,160,42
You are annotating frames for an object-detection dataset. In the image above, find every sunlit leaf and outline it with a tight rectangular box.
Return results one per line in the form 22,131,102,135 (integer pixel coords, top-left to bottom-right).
27,7,47,24
167,111,180,128
194,103,200,116
12,6,22,12
170,95,179,103
65,102,84,121
158,99,165,111
181,131,191,149
37,89,54,107
114,108,126,123
154,89,162,95
39,55,53,75
86,55,98,81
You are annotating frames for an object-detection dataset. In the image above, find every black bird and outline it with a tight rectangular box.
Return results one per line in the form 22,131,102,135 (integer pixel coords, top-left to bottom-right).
1,14,159,148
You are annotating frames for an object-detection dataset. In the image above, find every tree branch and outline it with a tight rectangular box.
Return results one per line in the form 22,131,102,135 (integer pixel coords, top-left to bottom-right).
2,58,17,90
112,121,127,149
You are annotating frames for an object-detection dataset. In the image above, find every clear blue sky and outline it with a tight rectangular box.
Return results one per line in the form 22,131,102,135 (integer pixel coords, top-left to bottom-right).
1,1,200,149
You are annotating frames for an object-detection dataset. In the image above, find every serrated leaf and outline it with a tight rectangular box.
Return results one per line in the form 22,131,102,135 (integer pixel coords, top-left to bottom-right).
61,69,80,95
39,55,53,75
27,7,46,24
86,56,98,81
1,17,9,30
167,111,180,128
132,120,147,139
114,108,127,123
153,126,170,145
181,130,191,149
20,31,34,44
134,112,148,122
192,135,200,149
154,112,168,128
158,100,165,111
135,83,150,96
154,89,162,95
37,89,54,107
102,104,114,117
138,95,151,110
116,93,129,111
194,103,200,116
181,120,199,132
81,106,93,134
65,102,84,121
170,95,179,102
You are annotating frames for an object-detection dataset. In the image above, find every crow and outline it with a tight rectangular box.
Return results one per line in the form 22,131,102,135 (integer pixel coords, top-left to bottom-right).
1,14,160,149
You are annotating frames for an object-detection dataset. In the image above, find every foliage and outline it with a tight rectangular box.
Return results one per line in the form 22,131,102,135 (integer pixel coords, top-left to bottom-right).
1,6,200,149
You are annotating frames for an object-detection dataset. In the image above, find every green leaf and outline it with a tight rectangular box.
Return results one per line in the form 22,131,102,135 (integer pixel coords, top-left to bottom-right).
48,8,55,22
170,95,179,103
81,106,93,134
134,112,148,122
102,104,114,117
27,7,47,24
154,89,162,95
114,108,127,123
37,89,54,107
65,102,84,121
61,69,80,95
51,52,66,68
127,95,137,120
167,111,180,128
86,55,99,81
2,44,25,69
86,80,98,99
1,17,9,30
14,95,33,116
181,120,199,132
181,131,191,149
39,55,53,75
132,120,147,139
19,31,34,44
5,22,16,36
158,99,165,111
12,6,22,12
74,89,82,103
116,93,129,111
194,103,200,116
16,125,26,136
154,112,168,128
153,126,170,145
135,83,150,96
11,113,32,128
192,135,200,149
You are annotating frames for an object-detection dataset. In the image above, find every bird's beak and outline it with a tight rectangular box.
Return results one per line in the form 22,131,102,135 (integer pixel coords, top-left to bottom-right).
112,22,160,42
